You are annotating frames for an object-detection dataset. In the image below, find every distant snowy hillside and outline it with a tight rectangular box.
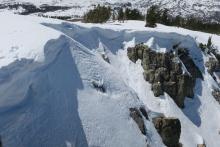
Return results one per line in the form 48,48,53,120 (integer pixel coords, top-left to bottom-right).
0,0,220,22
1,12,220,147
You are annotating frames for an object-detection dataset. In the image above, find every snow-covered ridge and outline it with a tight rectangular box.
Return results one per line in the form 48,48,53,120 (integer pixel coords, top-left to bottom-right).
1,12,220,147
0,0,220,22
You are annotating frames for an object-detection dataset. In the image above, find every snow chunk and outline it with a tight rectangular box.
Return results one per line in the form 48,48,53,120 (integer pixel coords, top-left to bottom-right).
123,37,136,49
144,37,167,53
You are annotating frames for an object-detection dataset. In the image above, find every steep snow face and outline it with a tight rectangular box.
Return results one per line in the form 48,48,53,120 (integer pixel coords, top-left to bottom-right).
1,12,220,147
44,20,220,147
0,13,164,147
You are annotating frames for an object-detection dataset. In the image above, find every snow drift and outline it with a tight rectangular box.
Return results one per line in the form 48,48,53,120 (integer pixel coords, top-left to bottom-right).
1,12,220,147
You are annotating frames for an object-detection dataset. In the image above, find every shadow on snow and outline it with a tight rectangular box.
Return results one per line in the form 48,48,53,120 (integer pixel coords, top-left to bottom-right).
0,36,88,147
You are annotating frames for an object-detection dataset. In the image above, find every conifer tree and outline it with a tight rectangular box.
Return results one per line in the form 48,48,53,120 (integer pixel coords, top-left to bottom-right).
118,8,124,22
112,9,116,21
83,5,111,23
145,6,159,27
173,15,182,27
161,9,170,25
207,36,213,50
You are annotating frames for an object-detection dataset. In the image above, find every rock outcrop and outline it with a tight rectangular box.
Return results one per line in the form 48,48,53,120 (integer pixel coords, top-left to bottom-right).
129,107,182,147
151,82,163,97
152,117,181,147
91,80,106,93
206,57,219,74
101,54,110,63
177,48,203,79
197,144,206,147
205,57,220,81
127,44,202,108
139,107,149,120
212,89,220,104
129,107,148,135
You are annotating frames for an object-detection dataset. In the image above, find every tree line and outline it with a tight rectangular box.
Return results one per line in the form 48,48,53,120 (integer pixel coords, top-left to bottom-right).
83,5,111,23
83,5,220,34
117,7,144,22
145,6,220,34
83,5,144,23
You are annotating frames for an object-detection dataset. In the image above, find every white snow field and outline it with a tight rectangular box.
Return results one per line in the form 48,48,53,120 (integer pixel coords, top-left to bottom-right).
0,12,220,147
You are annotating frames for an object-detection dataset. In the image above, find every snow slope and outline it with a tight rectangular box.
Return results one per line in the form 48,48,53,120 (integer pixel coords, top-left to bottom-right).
46,20,220,147
1,12,220,147
0,12,164,147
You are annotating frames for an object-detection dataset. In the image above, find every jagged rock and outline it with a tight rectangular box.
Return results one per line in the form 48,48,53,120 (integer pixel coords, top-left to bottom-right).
142,48,156,70
163,81,177,98
136,44,146,59
127,47,138,62
199,43,207,52
177,48,203,79
143,69,155,83
205,57,219,74
139,107,149,120
152,117,181,147
101,54,110,63
214,52,220,64
127,44,199,108
127,44,148,63
154,67,170,82
178,74,194,98
156,53,172,69
129,108,146,135
152,82,163,97
197,144,206,147
212,89,220,104
154,72,161,83
176,74,194,108
142,49,150,69
171,61,182,75
92,80,106,93
169,71,178,82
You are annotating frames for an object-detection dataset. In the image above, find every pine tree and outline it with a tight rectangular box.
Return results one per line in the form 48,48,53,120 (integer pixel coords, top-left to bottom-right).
161,9,170,25
125,8,130,20
145,6,159,27
118,8,124,22
173,15,182,27
207,36,212,50
112,9,116,21
83,5,111,23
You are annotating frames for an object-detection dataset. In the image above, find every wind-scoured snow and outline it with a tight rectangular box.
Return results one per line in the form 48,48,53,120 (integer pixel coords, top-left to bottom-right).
1,12,220,147
0,12,163,147
0,12,62,67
